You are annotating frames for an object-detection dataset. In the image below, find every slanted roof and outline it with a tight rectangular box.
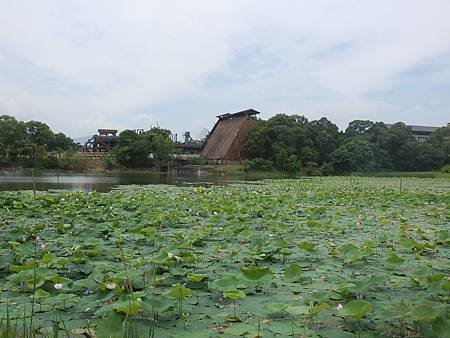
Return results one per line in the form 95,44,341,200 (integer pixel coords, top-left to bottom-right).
216,108,260,120
201,109,260,160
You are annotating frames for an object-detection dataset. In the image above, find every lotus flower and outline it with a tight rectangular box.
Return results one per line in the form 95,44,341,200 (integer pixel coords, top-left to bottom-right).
105,282,117,290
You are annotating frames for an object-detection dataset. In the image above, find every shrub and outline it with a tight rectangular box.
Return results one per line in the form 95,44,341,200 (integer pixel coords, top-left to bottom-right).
441,164,450,173
305,161,320,176
245,158,274,171
57,151,89,171
320,162,334,176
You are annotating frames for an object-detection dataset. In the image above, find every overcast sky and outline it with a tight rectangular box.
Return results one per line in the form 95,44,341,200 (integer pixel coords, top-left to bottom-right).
1,1,450,139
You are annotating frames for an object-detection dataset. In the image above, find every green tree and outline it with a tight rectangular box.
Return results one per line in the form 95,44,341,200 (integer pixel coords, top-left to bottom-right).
375,123,418,170
24,120,55,149
114,128,175,168
152,133,176,161
308,117,341,164
53,132,76,151
345,120,376,137
331,137,377,172
0,115,26,164
114,130,151,167
415,142,446,170
427,125,450,165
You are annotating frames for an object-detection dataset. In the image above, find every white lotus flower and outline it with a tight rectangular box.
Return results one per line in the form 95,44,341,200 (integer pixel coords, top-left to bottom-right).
53,283,63,290
105,282,117,290
337,303,343,311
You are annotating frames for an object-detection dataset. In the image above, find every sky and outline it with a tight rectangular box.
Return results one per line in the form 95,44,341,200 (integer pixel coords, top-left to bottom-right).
1,1,450,139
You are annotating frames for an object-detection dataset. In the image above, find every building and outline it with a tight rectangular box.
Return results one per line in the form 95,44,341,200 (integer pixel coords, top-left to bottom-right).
407,125,440,143
83,129,118,152
173,131,204,155
200,109,260,162
386,124,439,143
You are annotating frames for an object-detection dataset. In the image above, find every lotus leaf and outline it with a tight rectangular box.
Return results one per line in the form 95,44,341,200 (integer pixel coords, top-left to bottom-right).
384,253,405,267
223,289,246,300
285,305,310,315
187,273,208,283
168,283,196,300
297,242,317,252
209,275,240,291
284,263,307,283
239,266,272,282
409,303,438,322
342,300,373,319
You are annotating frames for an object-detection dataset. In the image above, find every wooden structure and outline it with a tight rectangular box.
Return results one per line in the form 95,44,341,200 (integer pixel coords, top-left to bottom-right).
83,129,118,152
201,109,260,161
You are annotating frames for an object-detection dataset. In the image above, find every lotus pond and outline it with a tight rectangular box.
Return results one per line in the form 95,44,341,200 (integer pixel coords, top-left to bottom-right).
0,177,449,337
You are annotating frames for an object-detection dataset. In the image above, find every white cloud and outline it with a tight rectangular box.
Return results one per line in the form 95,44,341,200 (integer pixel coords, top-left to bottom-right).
0,0,450,136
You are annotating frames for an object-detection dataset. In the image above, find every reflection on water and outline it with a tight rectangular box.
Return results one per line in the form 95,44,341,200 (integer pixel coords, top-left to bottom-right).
0,168,241,192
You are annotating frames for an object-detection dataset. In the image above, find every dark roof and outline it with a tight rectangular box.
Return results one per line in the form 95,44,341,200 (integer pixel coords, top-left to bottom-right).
216,108,261,120
98,129,118,133
385,124,439,133
407,125,439,133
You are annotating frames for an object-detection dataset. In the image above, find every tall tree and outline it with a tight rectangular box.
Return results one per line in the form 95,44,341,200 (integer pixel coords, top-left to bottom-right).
114,127,175,167
331,137,377,172
0,115,26,162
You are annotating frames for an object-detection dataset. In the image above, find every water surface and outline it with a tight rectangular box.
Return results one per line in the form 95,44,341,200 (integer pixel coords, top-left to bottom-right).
0,168,243,192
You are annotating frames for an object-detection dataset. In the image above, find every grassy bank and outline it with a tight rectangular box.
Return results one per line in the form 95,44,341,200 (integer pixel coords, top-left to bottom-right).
212,164,450,180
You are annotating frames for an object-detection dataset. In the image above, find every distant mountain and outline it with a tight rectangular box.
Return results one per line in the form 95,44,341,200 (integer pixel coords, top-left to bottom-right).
72,136,91,145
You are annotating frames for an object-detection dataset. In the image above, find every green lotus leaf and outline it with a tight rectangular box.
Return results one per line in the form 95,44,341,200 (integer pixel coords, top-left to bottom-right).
436,230,449,244
239,266,273,281
209,275,240,292
143,296,175,313
167,283,195,300
187,273,208,283
96,311,124,338
284,263,306,283
441,278,450,291
342,300,373,319
223,289,246,300
10,260,37,272
265,302,289,313
432,317,450,336
399,237,417,250
112,299,142,316
297,242,317,253
34,288,49,298
409,304,438,322
384,253,405,267
285,305,310,315
310,303,330,315
338,243,359,255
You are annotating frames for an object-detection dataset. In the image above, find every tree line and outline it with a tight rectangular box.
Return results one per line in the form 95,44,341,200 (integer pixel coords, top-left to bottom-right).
2,113,449,173
0,115,76,168
0,114,176,170
244,114,450,174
